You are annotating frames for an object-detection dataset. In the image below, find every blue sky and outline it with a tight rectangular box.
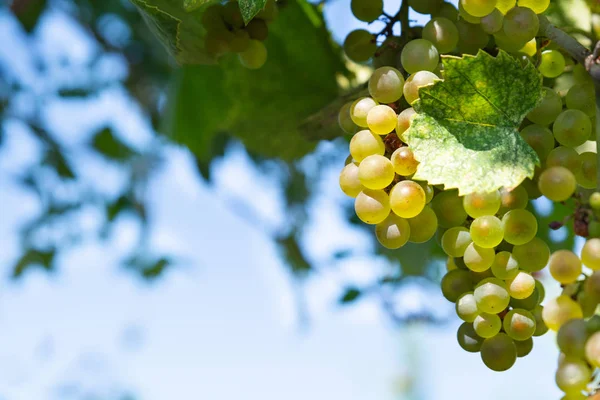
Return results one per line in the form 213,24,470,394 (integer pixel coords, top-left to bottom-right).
0,1,572,399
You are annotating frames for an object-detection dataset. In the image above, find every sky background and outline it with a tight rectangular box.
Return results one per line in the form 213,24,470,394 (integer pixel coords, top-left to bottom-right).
0,1,578,399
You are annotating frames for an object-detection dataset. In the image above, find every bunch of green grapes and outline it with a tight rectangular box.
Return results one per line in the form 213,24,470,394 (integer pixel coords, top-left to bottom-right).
202,0,277,69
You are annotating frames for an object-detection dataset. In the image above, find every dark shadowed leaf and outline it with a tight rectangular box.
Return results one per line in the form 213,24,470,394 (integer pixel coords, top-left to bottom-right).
91,128,137,161
12,248,56,278
339,287,362,304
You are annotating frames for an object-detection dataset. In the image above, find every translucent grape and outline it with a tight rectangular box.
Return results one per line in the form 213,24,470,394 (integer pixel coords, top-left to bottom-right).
494,30,528,53
503,6,539,44
367,105,398,135
566,83,596,117
474,278,510,314
481,9,504,34
343,29,377,63
246,19,269,41
510,287,540,310
577,290,598,318
587,315,600,335
400,39,439,74
512,237,550,272
462,0,498,17
538,166,577,202
549,250,582,284
339,162,365,198
442,227,473,257
458,1,482,23
407,0,444,14
464,243,495,272
506,271,535,299
546,147,582,175
519,124,555,161
503,308,536,341
423,17,459,53
498,186,528,215
417,181,434,204
349,130,385,162
358,155,395,190
375,214,411,249
396,108,416,139
586,331,600,367
354,189,390,224
350,0,383,22
338,102,358,134
431,190,468,228
368,67,405,104
474,312,502,338
502,209,537,245
463,190,501,218
456,292,479,322
553,109,592,148
582,239,600,270
515,337,533,357
407,206,438,243
470,215,504,248
533,305,549,336
543,295,584,331
238,40,267,69
576,152,597,189
518,0,550,14
456,20,490,55
403,71,439,104
555,358,592,394
590,192,600,211
457,322,484,352
527,87,563,126
351,97,379,128
557,318,588,358
538,49,566,78
491,251,520,280
480,333,517,371
441,269,473,302
390,180,426,218
391,147,418,176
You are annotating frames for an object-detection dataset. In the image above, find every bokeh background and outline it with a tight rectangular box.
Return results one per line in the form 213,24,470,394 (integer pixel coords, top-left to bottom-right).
0,0,590,398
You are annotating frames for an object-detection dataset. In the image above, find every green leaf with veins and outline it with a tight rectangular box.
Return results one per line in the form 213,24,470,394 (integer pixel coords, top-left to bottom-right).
403,50,542,195
239,0,268,24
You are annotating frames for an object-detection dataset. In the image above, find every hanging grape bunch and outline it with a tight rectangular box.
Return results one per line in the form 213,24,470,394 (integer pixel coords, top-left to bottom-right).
202,0,278,69
338,0,600,394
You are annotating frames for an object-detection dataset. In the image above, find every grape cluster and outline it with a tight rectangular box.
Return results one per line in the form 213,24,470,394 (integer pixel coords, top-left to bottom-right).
338,0,600,384
202,0,278,69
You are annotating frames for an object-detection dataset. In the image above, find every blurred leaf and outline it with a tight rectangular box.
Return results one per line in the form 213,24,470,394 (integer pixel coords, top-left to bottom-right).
124,255,173,279
183,0,214,12
10,0,47,32
167,0,347,161
378,239,444,277
239,0,267,24
58,88,93,98
339,287,362,304
195,133,231,180
277,233,311,274
43,148,75,179
107,195,135,222
12,248,55,278
91,128,137,162
285,166,309,206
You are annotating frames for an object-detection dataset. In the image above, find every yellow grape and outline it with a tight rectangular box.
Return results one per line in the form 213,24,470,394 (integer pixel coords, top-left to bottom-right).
391,147,419,176
543,295,584,331
389,180,426,218
461,0,498,17
464,242,495,272
375,214,410,249
339,162,365,198
351,97,379,127
367,105,398,135
354,189,391,224
368,67,405,104
396,108,416,138
506,271,535,299
442,227,473,257
518,0,550,14
582,239,600,270
358,155,395,190
549,250,582,284
349,130,385,162
404,71,439,104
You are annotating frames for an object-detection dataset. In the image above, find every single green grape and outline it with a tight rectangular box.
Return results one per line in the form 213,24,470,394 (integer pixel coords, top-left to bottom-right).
514,337,533,357
555,358,592,394
431,190,468,228
543,295,584,331
463,190,501,218
349,130,385,162
246,19,269,41
582,239,600,270
480,333,517,371
491,251,520,280
590,192,600,211
403,71,439,105
470,215,504,248
481,8,504,34
584,271,600,303
506,271,535,299
432,2,459,20
502,209,537,245
464,242,496,272
493,29,527,53
343,29,377,63
338,102,358,134
423,17,459,54
441,269,473,302
503,6,539,44
389,180,426,218
350,97,379,128
474,277,510,314
407,0,444,14
442,227,473,257
354,189,391,224
339,162,365,198
375,214,411,249
553,109,592,148
498,186,529,216
462,0,499,17
566,83,596,117
238,39,267,69
549,250,582,284
401,39,439,74
503,308,536,341
528,87,563,126
350,0,383,22
456,20,490,55
538,166,577,202
576,152,597,189
367,105,398,135
518,0,550,13
368,67,405,104
391,147,419,176
457,322,484,352
519,124,555,161
557,318,588,358
474,312,502,338
538,49,566,78
456,292,479,322
407,206,438,243
546,146,582,176
358,155,395,190
578,290,598,318
512,237,550,272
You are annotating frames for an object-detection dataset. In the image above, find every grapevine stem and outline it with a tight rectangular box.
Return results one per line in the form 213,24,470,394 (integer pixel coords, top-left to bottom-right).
538,15,590,65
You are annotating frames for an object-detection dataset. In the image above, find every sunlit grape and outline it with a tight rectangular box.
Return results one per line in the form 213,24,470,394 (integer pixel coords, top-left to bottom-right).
582,239,600,270
391,147,419,176
417,181,434,204
423,17,459,53
538,166,577,202
349,130,385,162
586,331,600,367
470,215,504,248
344,29,377,63
442,227,473,257
401,39,439,74
457,322,484,352
474,277,510,314
396,108,416,138
553,109,592,148
464,243,495,272
238,40,268,69
403,71,439,104
555,358,591,394
462,0,498,17
538,49,566,78
502,209,537,245
503,308,535,341
375,214,411,249
474,312,502,338
355,189,390,224
458,1,482,23
463,190,501,218
518,0,550,14
498,186,528,216
491,251,519,280
367,105,398,135
546,147,582,175
549,250,582,284
351,97,379,128
456,292,479,322
390,180,426,218
543,295,584,331
358,154,395,190
368,67,405,104
339,162,365,198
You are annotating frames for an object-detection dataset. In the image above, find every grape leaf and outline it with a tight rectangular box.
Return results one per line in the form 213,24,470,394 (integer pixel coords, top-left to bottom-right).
183,0,213,12
404,50,542,195
239,0,267,24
